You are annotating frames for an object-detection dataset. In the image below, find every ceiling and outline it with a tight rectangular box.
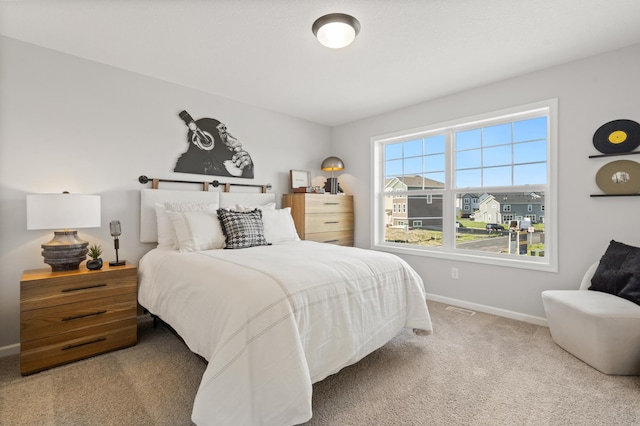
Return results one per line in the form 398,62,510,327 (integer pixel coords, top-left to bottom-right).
2,0,640,127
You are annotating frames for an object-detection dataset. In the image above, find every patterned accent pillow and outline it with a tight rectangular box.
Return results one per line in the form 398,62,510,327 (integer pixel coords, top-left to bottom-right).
217,208,270,249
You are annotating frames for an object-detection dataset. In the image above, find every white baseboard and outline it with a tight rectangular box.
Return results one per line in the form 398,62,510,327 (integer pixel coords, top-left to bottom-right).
426,293,548,327
0,343,20,358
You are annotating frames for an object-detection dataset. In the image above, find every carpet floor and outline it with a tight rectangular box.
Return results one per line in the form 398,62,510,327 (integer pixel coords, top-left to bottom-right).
1,301,639,425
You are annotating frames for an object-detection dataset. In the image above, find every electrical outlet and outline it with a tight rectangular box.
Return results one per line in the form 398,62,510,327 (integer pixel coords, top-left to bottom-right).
451,267,459,279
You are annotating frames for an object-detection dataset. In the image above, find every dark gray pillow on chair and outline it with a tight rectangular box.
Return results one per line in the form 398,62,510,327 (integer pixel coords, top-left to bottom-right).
589,240,640,305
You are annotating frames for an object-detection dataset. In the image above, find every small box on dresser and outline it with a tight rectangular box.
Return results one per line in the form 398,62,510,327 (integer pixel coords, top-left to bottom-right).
20,262,138,375
282,193,354,246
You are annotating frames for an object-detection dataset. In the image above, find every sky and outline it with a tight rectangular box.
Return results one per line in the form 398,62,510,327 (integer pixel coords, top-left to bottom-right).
385,116,548,189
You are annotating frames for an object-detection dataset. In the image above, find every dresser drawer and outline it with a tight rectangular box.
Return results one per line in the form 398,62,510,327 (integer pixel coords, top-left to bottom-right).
305,213,353,233
21,293,137,342
304,195,353,213
20,319,137,375
21,269,137,311
305,230,354,246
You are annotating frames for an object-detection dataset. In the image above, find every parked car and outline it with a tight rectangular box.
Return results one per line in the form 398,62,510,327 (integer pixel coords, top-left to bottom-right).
486,223,505,232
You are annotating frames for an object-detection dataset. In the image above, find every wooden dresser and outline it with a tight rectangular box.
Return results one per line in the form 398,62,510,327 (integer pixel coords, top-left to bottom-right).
20,263,138,375
282,193,354,246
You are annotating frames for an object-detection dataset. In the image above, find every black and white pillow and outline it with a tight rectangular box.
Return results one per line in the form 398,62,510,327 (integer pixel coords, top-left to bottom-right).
217,208,270,249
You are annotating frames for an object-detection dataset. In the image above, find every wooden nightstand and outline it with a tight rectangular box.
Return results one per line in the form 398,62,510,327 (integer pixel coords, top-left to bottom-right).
282,193,354,246
20,262,138,375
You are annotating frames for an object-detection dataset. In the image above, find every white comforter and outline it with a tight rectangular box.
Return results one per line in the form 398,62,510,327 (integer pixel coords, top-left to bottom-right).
138,241,432,426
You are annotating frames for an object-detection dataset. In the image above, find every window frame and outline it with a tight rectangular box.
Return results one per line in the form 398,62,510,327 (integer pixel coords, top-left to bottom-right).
370,99,558,272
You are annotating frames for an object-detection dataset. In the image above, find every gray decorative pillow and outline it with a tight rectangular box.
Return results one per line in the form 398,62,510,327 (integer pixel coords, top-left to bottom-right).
217,208,269,249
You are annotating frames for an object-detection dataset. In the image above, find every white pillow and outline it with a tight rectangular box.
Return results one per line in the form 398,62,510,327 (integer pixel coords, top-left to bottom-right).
155,202,218,249
166,210,226,252
155,204,175,249
234,202,276,212
261,208,300,244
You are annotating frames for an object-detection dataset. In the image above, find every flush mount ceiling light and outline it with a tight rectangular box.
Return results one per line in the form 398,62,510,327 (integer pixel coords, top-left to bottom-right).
312,13,361,49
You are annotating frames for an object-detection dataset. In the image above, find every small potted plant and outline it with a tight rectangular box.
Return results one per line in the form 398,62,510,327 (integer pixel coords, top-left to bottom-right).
87,244,103,270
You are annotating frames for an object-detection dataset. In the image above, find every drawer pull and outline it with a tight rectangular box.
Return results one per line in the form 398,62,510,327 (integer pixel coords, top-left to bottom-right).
62,310,107,322
61,283,107,293
324,221,340,224
62,337,107,351
324,239,340,243
323,202,340,205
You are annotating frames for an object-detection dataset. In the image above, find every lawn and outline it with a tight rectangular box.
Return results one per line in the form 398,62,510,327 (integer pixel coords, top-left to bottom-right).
385,220,545,255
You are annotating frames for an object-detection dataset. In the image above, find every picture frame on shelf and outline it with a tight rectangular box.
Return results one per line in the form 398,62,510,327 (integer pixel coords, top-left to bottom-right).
290,170,311,189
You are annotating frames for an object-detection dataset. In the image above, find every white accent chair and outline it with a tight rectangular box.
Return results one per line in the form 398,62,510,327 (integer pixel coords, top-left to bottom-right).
542,262,640,375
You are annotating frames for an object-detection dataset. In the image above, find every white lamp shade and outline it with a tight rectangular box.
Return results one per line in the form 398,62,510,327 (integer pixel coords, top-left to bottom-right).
27,194,101,230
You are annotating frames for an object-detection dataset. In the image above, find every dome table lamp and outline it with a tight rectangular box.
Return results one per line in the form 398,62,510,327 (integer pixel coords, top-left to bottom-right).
321,156,345,194
26,192,101,271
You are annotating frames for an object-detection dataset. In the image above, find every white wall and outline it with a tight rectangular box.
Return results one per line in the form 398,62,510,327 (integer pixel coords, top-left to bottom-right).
3,34,639,352
0,36,331,351
332,43,640,323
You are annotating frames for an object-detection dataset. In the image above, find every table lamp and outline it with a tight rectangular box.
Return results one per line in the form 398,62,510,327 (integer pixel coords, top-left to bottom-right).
321,156,345,194
27,192,101,271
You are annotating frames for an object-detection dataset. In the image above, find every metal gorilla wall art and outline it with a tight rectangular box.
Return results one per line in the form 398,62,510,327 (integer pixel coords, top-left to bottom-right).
173,110,254,178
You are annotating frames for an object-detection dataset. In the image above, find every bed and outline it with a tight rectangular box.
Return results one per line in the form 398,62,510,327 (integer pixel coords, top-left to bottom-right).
137,188,433,425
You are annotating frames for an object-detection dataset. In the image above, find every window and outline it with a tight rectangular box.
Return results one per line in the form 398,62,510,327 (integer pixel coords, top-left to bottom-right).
372,99,557,271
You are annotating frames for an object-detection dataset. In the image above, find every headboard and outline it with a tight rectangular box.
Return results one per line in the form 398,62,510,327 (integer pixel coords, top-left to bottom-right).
140,189,276,243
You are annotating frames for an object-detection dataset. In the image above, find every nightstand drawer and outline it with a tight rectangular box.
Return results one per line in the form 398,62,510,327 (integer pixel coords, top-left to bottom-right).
304,196,353,213
305,230,354,246
20,319,137,375
21,293,137,341
305,213,353,233
21,269,136,311
20,263,138,375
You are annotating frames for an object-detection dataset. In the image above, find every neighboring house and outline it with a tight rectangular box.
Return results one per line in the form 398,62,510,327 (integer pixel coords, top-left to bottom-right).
472,192,545,224
459,193,480,218
386,182,545,228
476,194,502,224
385,176,444,229
497,192,545,224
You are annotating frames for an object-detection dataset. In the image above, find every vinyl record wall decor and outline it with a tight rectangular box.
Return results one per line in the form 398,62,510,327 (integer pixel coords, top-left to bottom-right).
590,119,640,196
592,119,640,154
